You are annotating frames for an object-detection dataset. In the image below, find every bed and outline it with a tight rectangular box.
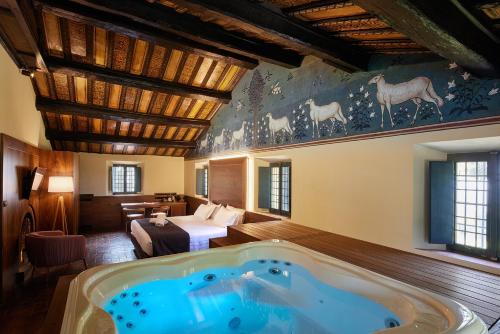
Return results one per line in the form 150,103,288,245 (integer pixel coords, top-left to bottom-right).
130,214,229,257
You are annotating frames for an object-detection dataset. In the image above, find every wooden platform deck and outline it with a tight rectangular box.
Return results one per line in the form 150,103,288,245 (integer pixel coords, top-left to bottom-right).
221,221,500,330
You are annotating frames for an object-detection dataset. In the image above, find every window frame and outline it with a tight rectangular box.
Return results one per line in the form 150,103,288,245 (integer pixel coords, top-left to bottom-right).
269,162,292,217
111,164,141,195
203,167,209,198
447,152,499,260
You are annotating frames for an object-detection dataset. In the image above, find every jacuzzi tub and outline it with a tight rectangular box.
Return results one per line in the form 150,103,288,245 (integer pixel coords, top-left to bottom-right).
62,240,487,334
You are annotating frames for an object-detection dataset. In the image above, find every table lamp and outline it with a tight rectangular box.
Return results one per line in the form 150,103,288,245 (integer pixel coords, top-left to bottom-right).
48,176,74,234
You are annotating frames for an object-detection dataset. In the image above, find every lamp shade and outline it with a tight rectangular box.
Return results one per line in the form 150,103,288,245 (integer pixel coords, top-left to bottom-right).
48,176,74,193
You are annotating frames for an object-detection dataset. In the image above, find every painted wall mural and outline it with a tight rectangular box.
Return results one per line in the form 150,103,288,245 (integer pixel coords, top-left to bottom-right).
190,57,499,158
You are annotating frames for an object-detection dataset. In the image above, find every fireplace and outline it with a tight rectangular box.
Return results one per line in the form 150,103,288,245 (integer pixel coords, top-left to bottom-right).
16,205,36,282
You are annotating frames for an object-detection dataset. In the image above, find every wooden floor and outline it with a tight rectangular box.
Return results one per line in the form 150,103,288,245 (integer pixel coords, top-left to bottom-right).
224,221,500,330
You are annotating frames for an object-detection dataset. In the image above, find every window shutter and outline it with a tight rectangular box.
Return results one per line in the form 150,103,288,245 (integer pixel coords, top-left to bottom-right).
429,161,455,244
135,166,142,193
109,166,113,192
258,167,271,209
196,169,204,195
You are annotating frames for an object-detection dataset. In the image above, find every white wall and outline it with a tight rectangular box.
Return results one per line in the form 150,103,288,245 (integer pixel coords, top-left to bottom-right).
80,153,184,196
185,124,500,254
0,45,50,149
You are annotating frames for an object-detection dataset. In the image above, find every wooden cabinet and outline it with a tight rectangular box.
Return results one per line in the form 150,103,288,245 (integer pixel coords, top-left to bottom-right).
169,202,187,216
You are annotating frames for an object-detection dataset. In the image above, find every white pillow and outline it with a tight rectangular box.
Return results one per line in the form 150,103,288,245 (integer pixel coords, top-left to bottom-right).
212,206,239,227
194,204,216,220
208,202,222,218
226,205,245,225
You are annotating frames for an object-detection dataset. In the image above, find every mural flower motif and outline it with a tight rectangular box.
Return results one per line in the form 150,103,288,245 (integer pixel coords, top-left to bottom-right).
447,66,492,116
346,84,375,131
488,88,499,96
448,80,456,89
448,62,458,69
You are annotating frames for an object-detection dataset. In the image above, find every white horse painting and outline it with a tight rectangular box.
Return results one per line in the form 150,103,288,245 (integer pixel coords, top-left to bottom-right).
212,129,226,152
305,98,348,137
198,134,210,152
230,121,247,149
265,113,292,143
368,74,444,128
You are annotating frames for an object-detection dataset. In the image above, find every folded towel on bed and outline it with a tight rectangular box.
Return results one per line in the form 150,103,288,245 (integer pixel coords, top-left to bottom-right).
135,218,189,256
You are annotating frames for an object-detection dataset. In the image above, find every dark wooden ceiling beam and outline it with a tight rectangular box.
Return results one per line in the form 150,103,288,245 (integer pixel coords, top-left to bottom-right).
51,0,304,69
283,0,353,15
167,0,369,72
44,56,232,103
36,0,258,70
36,97,211,129
352,0,500,75
5,0,47,71
46,131,196,148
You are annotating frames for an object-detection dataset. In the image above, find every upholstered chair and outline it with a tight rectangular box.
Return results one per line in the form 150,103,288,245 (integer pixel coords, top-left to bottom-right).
25,230,87,277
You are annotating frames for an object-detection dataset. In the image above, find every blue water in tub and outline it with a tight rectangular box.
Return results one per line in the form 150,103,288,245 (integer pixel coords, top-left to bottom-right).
103,259,401,333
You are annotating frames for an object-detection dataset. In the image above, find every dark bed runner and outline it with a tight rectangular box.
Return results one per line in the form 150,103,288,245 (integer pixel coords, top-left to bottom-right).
136,218,189,256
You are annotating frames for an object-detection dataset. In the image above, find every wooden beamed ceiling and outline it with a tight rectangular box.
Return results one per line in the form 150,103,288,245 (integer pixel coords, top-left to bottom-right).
0,0,498,156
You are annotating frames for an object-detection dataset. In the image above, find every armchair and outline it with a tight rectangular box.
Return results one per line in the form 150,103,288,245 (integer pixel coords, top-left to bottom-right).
25,231,87,276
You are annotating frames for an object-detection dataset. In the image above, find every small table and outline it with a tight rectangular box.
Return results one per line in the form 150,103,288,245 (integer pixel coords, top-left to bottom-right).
121,202,162,217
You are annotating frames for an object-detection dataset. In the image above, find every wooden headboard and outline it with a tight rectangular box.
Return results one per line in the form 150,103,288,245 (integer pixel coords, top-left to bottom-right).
209,157,247,209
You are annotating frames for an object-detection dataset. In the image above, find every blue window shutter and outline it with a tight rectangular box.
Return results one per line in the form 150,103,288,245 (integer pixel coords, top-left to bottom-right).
258,167,271,209
135,166,142,193
429,161,455,244
196,169,204,195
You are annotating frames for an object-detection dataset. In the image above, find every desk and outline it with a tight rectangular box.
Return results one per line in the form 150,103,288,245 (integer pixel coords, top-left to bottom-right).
120,201,186,217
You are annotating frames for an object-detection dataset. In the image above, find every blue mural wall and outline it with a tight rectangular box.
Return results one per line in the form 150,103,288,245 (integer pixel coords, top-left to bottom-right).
190,56,500,158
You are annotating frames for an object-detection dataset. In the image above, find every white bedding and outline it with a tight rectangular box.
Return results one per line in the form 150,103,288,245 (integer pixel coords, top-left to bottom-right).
130,215,228,256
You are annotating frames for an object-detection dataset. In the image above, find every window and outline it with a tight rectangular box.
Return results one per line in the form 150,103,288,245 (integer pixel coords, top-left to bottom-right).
110,164,141,194
259,162,291,217
429,152,499,260
454,161,488,250
196,167,208,198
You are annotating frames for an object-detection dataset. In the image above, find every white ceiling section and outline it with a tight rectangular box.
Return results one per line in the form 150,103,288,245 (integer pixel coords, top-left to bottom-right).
422,136,500,153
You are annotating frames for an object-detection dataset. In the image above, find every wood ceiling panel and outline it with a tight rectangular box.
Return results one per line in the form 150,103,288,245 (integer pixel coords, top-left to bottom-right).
125,146,135,154
106,120,117,135
60,115,72,131
107,84,122,108
153,125,166,139
147,44,168,77
155,147,166,155
52,72,70,100
150,93,168,114
137,90,153,113
145,147,156,155
164,127,177,140
163,49,184,81
92,80,106,105
130,39,149,75
186,100,205,118
74,77,87,103
130,123,142,137
68,21,86,58
43,11,63,55
0,10,32,54
119,122,130,136
192,58,214,87
113,144,124,153
175,127,188,140
175,98,193,117
166,147,176,156
90,118,102,133
34,72,50,97
183,128,198,142
164,95,181,116
94,27,107,66
142,124,155,138
89,143,100,153
111,33,130,71
123,87,139,110
178,53,199,84
45,112,58,130
76,115,88,132
335,29,405,41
